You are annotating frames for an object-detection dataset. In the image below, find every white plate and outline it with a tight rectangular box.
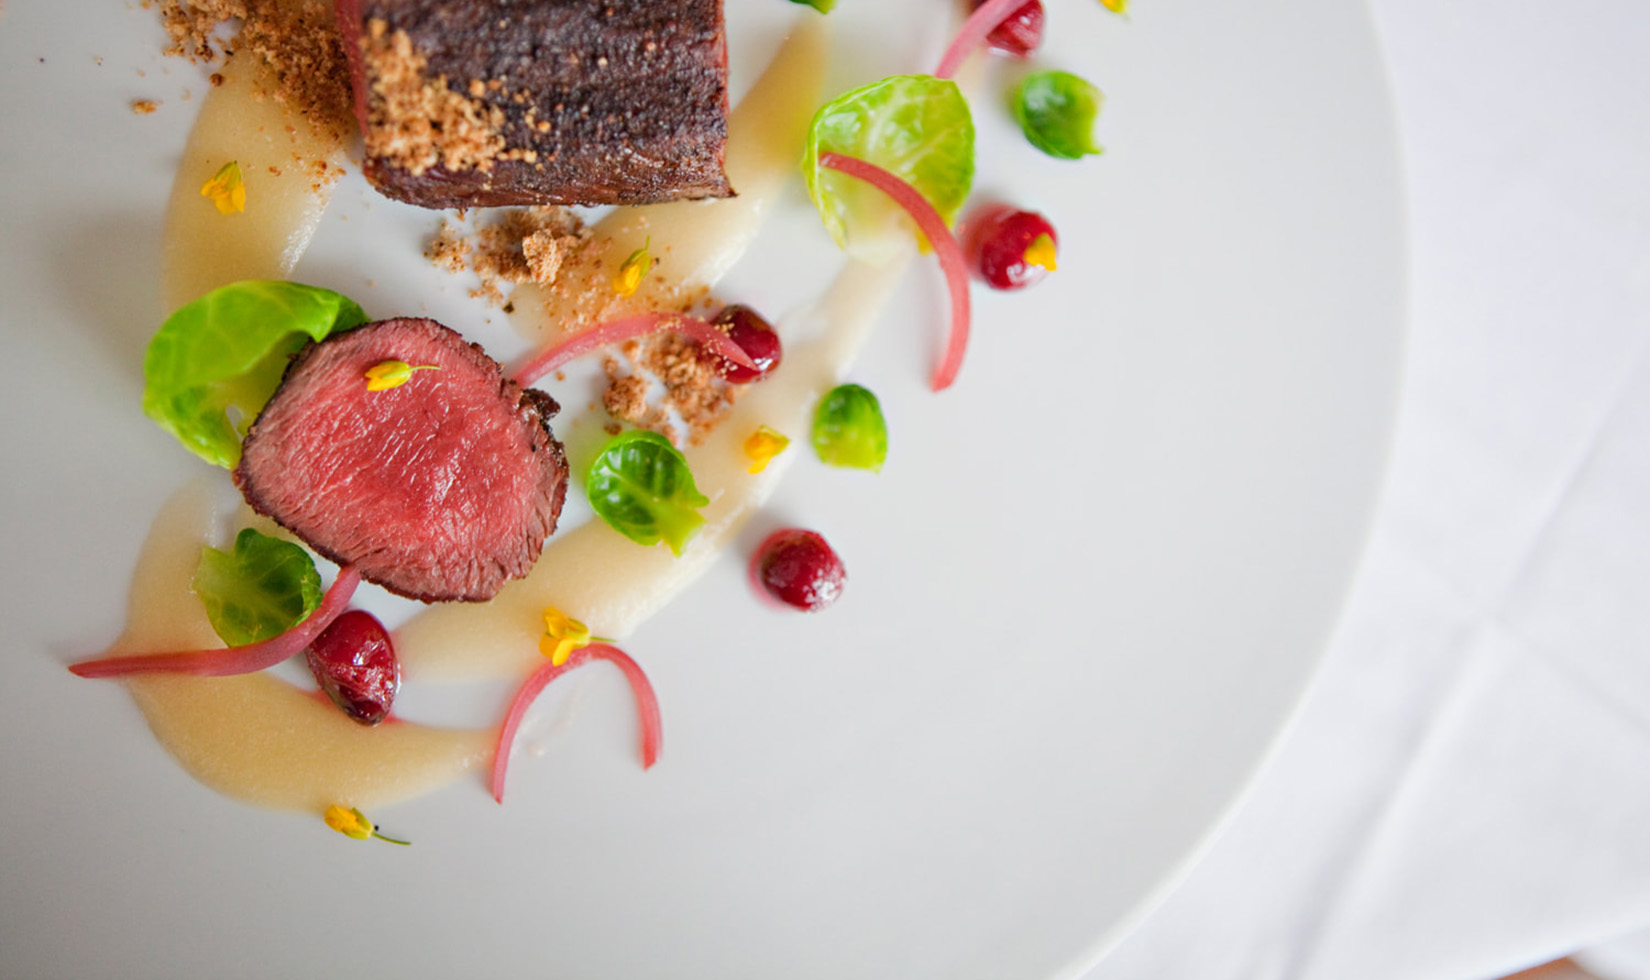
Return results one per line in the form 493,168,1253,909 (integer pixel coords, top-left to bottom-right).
0,1,1402,977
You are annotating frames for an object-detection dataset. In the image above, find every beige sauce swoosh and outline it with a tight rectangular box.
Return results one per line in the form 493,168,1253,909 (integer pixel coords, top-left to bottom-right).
119,481,492,812
161,54,348,310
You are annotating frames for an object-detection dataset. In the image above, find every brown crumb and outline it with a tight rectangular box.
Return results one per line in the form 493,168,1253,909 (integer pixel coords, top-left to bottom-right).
149,0,353,143
601,374,649,425
599,327,738,446
131,99,160,114
152,0,243,63
362,20,506,176
521,228,569,283
424,222,472,272
426,207,588,307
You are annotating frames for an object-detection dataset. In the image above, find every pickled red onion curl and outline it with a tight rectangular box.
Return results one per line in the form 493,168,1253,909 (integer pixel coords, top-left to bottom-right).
491,642,661,804
511,312,758,389
935,0,1032,79
818,151,972,391
68,566,362,679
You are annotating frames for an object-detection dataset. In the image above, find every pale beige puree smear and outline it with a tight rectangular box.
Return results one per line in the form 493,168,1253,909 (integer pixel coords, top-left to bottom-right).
162,53,349,309
119,482,490,811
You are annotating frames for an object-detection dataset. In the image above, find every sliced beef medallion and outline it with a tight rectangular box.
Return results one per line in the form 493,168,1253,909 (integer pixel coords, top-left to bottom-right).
335,0,733,209
236,318,568,603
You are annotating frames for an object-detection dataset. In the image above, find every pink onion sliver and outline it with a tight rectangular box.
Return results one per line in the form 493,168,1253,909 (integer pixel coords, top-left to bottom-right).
818,152,972,391
935,0,1029,79
511,312,759,389
491,642,661,804
68,566,363,679
586,643,662,770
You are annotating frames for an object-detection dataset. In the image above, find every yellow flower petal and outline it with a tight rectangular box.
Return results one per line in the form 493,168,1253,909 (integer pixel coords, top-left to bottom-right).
743,425,790,474
324,804,372,840
1023,233,1058,272
324,804,410,844
1100,0,1129,13
364,360,439,391
200,160,246,215
613,237,653,297
540,606,592,665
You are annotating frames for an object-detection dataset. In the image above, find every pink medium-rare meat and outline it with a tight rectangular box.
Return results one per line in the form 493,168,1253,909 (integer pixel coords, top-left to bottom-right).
235,318,568,603
334,0,733,209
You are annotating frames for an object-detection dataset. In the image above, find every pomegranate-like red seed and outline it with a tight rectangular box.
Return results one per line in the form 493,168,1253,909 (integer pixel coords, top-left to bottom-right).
305,609,401,726
972,0,1044,57
966,205,1059,291
753,529,846,612
711,304,783,383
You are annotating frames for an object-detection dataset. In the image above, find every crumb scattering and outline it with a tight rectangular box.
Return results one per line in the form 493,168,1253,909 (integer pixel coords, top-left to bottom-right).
131,98,160,114
601,332,739,446
426,207,588,306
148,0,353,143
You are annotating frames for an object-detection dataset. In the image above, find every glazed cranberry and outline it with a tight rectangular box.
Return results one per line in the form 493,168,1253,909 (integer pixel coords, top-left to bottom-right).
966,206,1059,291
305,610,400,726
752,529,846,612
711,304,783,383
972,0,1044,57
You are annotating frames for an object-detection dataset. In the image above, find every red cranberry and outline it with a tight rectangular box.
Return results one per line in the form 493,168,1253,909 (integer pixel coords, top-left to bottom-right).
305,610,400,726
752,529,846,612
711,304,783,383
972,0,1044,57
966,205,1059,291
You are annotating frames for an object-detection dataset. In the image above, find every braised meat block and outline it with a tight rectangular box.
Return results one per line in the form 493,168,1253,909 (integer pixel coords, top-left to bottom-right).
335,0,733,208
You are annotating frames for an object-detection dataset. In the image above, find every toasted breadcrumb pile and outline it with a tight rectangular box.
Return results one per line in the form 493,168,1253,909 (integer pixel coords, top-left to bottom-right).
362,20,510,176
152,0,239,62
601,334,739,447
148,0,354,143
426,208,589,305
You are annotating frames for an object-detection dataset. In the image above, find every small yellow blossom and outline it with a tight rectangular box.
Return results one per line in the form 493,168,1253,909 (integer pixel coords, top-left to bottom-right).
364,360,440,391
1023,233,1058,272
613,237,653,297
200,160,246,215
743,425,790,474
324,804,410,845
1100,0,1128,13
540,606,593,666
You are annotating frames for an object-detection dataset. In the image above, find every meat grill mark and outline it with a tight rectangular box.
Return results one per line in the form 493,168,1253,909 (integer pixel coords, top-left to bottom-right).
335,0,733,208
235,318,569,603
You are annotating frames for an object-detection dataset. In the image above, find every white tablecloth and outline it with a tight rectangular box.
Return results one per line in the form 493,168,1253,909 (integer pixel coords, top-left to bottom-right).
1081,1,1650,977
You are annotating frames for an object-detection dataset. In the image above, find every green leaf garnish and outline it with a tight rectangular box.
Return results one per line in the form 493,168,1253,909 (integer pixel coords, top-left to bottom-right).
192,528,323,647
1013,70,1105,160
788,0,835,12
812,384,887,472
803,74,975,257
586,430,711,556
142,281,368,468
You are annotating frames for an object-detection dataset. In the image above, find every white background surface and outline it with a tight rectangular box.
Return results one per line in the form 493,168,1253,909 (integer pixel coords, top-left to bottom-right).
1081,1,1650,978
0,2,1403,978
